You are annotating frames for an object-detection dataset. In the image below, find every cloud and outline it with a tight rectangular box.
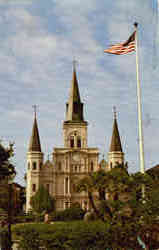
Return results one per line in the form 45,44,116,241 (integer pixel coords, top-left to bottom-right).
0,0,34,6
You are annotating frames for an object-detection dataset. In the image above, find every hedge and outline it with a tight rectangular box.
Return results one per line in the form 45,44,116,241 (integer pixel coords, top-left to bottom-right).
50,207,85,221
12,221,112,249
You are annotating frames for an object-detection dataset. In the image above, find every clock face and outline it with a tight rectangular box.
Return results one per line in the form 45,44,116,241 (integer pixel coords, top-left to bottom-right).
72,153,80,162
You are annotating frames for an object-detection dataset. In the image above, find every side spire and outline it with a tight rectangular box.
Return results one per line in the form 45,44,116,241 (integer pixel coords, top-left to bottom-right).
28,105,42,152
65,61,85,122
109,107,122,152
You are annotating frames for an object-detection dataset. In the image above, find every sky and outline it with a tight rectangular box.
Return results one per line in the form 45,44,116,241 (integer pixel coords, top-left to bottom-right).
0,0,158,185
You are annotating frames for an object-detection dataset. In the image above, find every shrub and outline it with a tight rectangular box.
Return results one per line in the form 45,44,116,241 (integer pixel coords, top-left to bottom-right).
30,185,55,214
51,207,85,221
12,221,111,249
17,228,41,250
13,214,37,224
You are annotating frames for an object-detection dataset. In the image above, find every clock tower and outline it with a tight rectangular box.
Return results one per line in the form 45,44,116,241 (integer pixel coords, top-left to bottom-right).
53,63,99,210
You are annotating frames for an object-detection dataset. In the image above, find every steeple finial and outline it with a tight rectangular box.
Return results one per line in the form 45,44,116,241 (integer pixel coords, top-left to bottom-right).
73,57,77,71
32,105,38,118
28,106,42,152
109,107,122,152
113,106,117,119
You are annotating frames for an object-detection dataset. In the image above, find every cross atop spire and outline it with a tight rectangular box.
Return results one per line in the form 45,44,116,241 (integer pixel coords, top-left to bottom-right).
113,106,117,119
73,57,78,71
32,105,38,118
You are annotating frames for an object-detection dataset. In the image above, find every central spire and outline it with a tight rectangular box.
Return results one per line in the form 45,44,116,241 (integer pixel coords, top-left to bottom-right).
65,62,85,122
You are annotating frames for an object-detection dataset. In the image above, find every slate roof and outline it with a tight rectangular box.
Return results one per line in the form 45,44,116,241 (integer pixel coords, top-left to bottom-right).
109,116,122,152
28,116,41,152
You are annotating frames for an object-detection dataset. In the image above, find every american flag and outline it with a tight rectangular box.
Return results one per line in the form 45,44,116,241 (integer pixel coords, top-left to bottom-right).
104,31,136,55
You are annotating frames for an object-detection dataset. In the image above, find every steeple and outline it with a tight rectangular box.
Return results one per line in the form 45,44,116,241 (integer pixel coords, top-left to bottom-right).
28,107,42,152
65,62,85,122
109,107,122,152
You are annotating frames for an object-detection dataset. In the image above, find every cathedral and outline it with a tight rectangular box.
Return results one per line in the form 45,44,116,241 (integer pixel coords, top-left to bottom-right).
26,65,124,212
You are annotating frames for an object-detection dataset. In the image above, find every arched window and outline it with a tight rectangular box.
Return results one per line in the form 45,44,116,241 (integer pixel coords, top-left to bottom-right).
77,137,81,148
28,162,30,170
110,162,112,169
32,184,36,192
58,162,62,171
115,161,119,166
70,136,74,148
91,161,94,171
33,162,36,170
40,162,42,170
65,177,69,194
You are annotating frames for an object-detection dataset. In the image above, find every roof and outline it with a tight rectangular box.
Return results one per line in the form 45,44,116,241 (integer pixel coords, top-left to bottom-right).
65,66,85,122
109,116,122,152
28,116,42,152
69,68,81,104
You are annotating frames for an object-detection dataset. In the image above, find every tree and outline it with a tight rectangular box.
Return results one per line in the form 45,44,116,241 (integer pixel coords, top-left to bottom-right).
76,163,159,249
30,185,55,214
0,142,16,211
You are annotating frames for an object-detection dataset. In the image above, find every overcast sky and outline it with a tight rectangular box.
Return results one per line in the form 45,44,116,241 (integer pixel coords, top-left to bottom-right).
0,0,158,185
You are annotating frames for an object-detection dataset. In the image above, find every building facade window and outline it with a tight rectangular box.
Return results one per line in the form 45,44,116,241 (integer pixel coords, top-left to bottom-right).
46,184,49,193
91,161,94,171
70,136,74,148
40,162,42,170
77,137,81,148
32,184,36,192
33,162,37,170
65,177,69,194
58,162,62,171
65,202,69,209
110,162,112,169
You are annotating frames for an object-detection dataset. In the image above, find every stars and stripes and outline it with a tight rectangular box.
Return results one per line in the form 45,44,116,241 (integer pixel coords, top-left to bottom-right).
104,31,136,55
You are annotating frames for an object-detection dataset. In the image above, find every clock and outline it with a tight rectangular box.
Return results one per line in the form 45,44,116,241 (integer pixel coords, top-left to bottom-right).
72,153,80,162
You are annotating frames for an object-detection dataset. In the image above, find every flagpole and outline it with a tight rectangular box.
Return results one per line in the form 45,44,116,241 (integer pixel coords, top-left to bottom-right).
134,23,145,174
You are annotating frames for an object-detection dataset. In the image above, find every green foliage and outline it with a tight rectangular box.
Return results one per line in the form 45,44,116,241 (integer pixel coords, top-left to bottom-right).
12,221,149,249
17,228,41,250
0,143,16,215
12,221,112,249
13,213,43,224
30,185,55,214
51,207,85,221
76,163,159,248
0,227,11,250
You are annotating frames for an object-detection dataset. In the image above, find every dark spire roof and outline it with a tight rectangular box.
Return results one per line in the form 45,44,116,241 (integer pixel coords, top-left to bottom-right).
69,66,81,104
109,108,122,152
65,63,85,122
28,112,42,152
